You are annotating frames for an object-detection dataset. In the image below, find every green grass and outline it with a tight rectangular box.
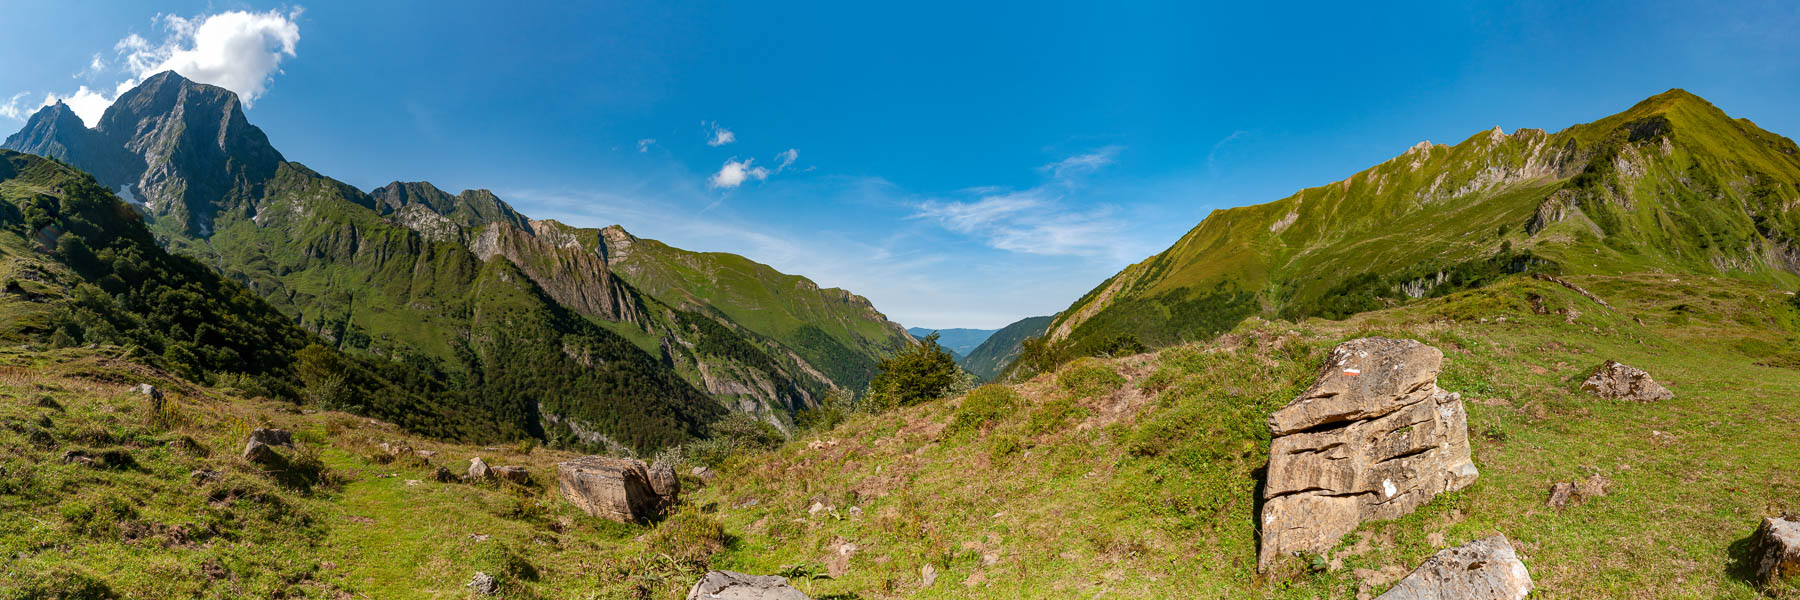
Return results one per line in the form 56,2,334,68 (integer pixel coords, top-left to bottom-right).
3,274,1796,597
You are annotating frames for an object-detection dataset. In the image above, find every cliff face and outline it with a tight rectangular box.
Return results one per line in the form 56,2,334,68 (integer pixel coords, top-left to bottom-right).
469,220,648,326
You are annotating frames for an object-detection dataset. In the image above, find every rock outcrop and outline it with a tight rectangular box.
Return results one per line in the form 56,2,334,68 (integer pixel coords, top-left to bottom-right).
685,571,811,600
467,457,492,480
1751,516,1800,589
1580,360,1673,401
1375,535,1533,600
556,456,675,523
1260,338,1478,570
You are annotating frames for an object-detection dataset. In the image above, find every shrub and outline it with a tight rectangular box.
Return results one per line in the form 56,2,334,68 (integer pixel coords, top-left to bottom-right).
950,385,1020,434
867,332,961,409
1057,358,1125,398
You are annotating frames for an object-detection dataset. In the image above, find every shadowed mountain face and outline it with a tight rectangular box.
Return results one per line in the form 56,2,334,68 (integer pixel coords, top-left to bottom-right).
5,71,285,237
958,315,1053,381
2,71,916,449
1045,89,1800,359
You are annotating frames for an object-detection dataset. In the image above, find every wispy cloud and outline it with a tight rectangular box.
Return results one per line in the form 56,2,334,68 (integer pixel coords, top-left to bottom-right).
1040,145,1122,182
704,121,736,147
0,92,32,120
709,157,769,188
5,8,303,126
1206,130,1249,174
774,148,798,172
912,148,1132,259
636,138,656,153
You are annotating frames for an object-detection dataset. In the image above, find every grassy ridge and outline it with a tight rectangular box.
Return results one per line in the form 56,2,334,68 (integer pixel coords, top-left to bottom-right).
1048,90,1800,358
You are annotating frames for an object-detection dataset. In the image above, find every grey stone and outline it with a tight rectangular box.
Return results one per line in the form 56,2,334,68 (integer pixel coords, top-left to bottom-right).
685,571,811,600
1580,360,1673,401
1375,535,1533,600
467,456,491,480
467,571,497,595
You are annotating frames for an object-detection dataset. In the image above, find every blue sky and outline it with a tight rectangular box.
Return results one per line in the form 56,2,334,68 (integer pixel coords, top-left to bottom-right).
2,1,1797,328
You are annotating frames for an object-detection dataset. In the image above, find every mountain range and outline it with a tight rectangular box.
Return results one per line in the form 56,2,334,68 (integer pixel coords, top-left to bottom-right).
2,71,916,451
1045,89,1800,356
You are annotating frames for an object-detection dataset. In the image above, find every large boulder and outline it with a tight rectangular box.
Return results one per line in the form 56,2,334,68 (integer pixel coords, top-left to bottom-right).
685,571,811,600
1751,515,1800,589
467,457,492,480
557,456,664,522
1376,535,1533,600
1259,338,1478,571
1579,360,1673,401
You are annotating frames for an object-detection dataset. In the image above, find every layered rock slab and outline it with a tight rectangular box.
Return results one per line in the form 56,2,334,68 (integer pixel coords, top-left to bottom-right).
1260,338,1477,570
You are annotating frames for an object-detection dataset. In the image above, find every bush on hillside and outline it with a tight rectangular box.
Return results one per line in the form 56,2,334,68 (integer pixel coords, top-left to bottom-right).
866,332,961,410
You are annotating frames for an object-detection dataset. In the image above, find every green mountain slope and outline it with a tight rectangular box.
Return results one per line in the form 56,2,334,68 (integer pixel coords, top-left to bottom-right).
960,315,1053,381
3,71,915,445
599,224,916,394
1047,90,1800,355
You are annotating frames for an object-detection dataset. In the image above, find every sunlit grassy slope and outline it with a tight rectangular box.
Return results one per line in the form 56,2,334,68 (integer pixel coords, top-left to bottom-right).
1048,90,1800,354
6,271,1795,598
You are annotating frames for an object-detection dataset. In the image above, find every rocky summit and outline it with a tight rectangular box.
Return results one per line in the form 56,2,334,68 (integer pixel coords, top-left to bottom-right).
1260,338,1477,570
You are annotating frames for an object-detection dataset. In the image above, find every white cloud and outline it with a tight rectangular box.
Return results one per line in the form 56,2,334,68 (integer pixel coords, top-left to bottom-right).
774,148,798,172
0,92,32,120
10,8,302,127
912,148,1131,258
637,138,656,152
709,158,769,189
704,121,736,147
78,54,107,78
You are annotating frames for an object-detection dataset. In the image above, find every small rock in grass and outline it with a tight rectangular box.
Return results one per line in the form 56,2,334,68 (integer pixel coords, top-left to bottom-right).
684,571,810,600
189,469,222,485
1580,360,1673,401
468,456,491,480
467,571,497,595
242,440,280,464
434,466,456,483
921,563,938,587
493,465,530,485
